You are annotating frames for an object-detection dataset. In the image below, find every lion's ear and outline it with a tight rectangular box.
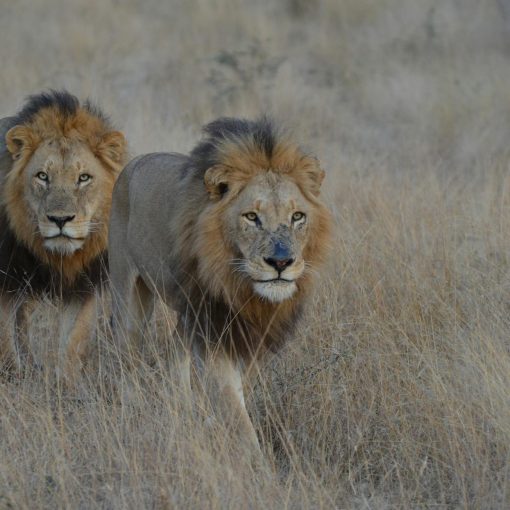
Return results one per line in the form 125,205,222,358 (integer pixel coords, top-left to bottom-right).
204,164,230,200
306,159,325,197
96,131,126,168
5,125,36,161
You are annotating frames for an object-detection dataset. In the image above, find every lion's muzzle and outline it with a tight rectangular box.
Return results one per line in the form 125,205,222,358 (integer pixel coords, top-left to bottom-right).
248,238,304,302
263,239,295,274
40,214,88,254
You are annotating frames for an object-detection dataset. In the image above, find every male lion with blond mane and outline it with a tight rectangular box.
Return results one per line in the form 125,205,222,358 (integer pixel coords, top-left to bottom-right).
109,117,331,449
0,90,127,380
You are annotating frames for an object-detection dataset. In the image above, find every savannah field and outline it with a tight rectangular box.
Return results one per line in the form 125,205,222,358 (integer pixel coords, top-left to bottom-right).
1,0,510,508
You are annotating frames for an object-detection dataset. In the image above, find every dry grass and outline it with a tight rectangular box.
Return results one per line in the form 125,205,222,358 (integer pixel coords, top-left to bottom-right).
1,0,510,508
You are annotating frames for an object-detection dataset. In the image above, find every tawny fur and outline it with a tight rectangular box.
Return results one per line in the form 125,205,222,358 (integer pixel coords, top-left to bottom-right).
0,90,127,375
109,117,332,451
190,132,331,355
3,97,125,284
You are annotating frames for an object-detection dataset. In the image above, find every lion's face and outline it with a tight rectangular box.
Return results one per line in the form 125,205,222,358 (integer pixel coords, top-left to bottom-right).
4,113,125,272
199,134,331,308
223,172,314,302
19,139,115,255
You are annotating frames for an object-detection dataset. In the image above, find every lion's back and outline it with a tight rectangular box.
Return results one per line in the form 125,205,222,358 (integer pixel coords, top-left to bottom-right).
110,152,200,293
113,152,192,229
122,153,190,203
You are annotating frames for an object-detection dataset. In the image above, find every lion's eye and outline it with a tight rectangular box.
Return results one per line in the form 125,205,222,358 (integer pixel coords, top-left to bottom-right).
78,174,92,183
292,212,306,222
36,171,48,182
244,212,259,223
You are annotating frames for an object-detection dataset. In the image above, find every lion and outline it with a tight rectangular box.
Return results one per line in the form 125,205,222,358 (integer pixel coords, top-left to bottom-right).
0,90,127,380
109,116,332,450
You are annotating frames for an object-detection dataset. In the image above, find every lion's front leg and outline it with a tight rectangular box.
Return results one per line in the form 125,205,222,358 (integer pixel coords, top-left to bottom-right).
62,293,97,385
0,294,17,372
195,347,261,454
0,294,32,374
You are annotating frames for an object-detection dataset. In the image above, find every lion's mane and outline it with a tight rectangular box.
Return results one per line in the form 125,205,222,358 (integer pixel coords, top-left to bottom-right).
178,117,332,357
0,90,127,295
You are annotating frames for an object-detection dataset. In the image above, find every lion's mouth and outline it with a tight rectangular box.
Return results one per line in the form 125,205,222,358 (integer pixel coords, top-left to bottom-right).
44,234,86,241
43,234,86,254
252,278,298,302
252,278,294,283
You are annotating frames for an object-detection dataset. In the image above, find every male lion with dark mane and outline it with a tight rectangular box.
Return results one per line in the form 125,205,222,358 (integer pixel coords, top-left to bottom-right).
0,90,127,380
109,117,331,449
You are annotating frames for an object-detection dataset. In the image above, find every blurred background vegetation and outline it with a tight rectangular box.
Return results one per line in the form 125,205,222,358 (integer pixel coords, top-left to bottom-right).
2,0,510,168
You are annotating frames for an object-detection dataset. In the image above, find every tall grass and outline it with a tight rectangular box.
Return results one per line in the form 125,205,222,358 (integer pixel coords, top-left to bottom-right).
1,0,510,507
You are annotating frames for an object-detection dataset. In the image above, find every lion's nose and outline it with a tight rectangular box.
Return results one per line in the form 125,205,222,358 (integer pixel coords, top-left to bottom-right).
264,256,294,272
47,215,75,229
